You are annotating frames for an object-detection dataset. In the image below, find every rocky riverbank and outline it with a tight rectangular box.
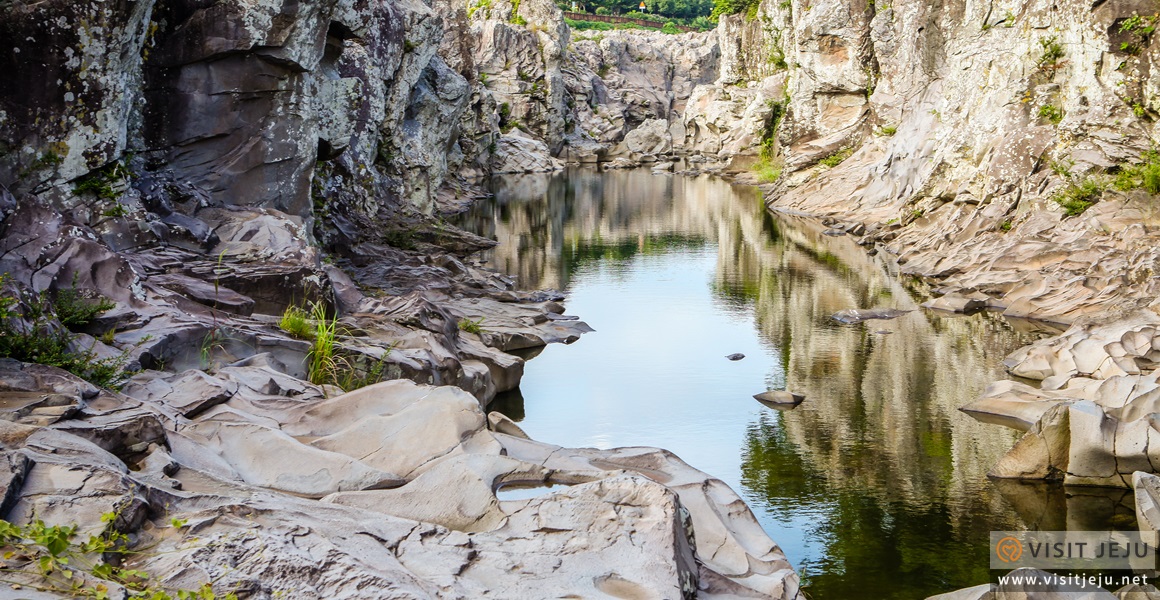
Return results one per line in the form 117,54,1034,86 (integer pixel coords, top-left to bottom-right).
0,0,811,597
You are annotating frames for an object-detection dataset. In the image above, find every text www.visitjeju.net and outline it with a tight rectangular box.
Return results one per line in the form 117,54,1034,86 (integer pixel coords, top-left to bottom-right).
996,573,1152,590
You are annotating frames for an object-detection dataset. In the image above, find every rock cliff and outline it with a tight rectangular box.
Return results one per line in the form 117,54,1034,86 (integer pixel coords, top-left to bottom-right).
0,0,805,597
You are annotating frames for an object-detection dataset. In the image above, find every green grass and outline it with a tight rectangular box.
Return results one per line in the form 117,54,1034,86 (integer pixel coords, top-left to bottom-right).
1038,104,1063,124
751,156,783,183
876,126,897,136
307,301,339,386
1000,220,1013,232
819,148,853,168
1052,178,1104,217
300,302,392,393
279,305,314,340
458,317,485,335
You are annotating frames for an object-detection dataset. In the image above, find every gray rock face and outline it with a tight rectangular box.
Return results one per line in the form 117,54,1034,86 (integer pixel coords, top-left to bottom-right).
0,372,802,599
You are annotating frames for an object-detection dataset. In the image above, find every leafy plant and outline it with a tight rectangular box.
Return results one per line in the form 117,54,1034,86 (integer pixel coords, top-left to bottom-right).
1035,36,1065,76
55,284,116,329
999,220,1013,232
0,276,127,389
1112,150,1160,194
458,317,485,335
876,125,897,136
1038,104,1063,124
73,162,127,201
0,514,238,599
1050,158,1074,178
1052,178,1103,217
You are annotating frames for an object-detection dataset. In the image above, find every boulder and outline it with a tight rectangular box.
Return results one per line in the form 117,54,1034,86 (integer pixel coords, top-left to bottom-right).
491,134,563,174
622,118,673,156
754,391,805,409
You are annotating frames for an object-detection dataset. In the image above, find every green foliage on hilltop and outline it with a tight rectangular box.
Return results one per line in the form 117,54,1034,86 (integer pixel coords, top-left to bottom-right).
559,0,715,29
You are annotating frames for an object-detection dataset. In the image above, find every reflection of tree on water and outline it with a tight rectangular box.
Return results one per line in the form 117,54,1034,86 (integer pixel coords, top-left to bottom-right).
458,168,748,290
459,168,1136,600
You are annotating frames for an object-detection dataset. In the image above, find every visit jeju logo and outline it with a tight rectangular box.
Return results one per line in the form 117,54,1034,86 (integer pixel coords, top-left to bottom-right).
995,536,1023,563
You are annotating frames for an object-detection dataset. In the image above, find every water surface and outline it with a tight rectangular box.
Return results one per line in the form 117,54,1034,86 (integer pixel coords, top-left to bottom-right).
458,169,1135,599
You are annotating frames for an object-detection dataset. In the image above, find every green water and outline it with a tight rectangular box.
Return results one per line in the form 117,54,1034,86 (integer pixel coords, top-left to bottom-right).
458,168,1136,599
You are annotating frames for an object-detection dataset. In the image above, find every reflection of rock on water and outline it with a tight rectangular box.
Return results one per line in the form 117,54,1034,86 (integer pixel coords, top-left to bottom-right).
991,479,1137,531
738,213,1041,528
458,168,757,291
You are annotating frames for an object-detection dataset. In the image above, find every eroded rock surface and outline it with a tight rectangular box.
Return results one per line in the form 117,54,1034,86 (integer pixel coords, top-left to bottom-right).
0,370,801,599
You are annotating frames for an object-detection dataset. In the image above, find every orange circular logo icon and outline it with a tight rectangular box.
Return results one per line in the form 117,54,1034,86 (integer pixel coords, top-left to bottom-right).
995,536,1023,563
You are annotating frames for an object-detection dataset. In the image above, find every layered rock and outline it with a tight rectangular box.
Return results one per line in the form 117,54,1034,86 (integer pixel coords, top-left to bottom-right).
0,370,801,598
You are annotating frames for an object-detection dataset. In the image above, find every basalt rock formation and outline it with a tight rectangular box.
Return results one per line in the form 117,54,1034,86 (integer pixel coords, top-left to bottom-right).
0,0,808,597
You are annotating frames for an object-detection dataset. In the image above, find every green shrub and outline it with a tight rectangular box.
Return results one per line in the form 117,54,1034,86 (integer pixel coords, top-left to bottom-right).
1038,104,1063,124
0,280,127,389
1113,150,1160,194
876,125,897,136
1035,36,1065,77
1052,178,1103,217
1000,220,1013,232
54,287,116,329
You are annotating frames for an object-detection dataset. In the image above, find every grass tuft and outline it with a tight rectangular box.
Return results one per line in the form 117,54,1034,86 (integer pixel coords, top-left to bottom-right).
458,317,485,335
279,305,314,340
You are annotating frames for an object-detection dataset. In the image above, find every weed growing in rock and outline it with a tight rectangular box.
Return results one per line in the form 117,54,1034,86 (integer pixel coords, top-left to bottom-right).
298,301,393,392
279,305,314,340
307,301,339,386
1113,150,1160,194
0,514,238,599
1038,104,1063,124
1119,13,1157,55
1050,158,1074,178
1052,178,1104,217
73,163,127,201
876,125,897,136
458,317,486,335
1036,36,1066,77
0,277,127,389
819,148,853,168
1000,220,1013,232
53,278,117,329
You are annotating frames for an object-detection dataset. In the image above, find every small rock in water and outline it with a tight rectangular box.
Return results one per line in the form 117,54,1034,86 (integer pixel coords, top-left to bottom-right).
831,308,911,324
753,391,805,410
726,353,745,361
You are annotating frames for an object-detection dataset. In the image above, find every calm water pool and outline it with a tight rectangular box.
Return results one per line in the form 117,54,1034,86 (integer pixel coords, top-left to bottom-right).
457,168,1136,599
